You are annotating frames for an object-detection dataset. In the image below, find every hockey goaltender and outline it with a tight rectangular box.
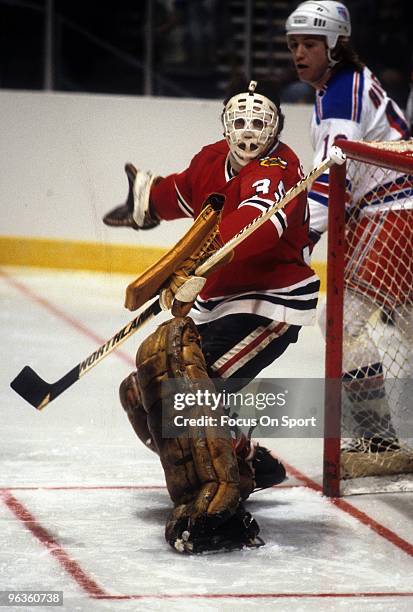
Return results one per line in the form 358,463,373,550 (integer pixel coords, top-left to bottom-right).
103,78,322,553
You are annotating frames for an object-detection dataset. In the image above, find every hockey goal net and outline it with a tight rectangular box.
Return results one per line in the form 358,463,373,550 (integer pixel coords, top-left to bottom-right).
323,138,413,496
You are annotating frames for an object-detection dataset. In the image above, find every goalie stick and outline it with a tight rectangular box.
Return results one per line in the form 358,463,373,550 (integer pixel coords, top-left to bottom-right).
10,299,161,410
195,146,345,276
10,147,345,409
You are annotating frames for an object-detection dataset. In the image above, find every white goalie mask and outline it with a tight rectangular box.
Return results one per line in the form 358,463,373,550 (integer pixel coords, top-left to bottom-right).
222,81,279,168
286,1,351,61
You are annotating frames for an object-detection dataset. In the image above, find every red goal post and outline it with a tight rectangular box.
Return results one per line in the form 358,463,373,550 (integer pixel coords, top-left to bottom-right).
323,138,413,497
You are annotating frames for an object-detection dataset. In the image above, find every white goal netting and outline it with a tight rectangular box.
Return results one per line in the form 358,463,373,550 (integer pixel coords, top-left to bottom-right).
338,140,413,483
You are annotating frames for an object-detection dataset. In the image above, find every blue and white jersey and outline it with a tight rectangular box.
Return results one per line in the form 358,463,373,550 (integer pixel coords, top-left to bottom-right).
309,66,411,234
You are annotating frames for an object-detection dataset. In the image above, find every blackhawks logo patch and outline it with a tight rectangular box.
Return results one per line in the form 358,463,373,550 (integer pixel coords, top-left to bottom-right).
259,156,288,169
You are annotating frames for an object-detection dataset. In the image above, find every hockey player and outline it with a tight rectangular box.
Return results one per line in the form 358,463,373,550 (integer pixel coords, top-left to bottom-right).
104,78,320,552
286,1,413,476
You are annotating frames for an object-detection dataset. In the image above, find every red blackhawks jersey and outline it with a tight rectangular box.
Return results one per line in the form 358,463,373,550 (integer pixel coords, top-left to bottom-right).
151,139,320,326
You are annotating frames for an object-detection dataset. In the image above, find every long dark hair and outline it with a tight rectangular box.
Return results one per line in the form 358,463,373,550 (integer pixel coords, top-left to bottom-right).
331,38,364,73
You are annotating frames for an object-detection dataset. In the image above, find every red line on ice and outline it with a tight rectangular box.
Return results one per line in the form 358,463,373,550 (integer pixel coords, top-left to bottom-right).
0,269,134,366
3,268,413,600
1,485,412,601
282,459,413,557
0,483,295,491
0,490,110,598
0,485,166,491
95,592,413,600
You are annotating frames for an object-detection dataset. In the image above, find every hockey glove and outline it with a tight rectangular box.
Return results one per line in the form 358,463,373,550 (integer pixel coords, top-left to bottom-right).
103,163,161,230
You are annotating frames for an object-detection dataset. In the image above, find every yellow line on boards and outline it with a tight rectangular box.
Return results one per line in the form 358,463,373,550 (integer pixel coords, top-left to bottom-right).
0,235,164,275
0,235,327,290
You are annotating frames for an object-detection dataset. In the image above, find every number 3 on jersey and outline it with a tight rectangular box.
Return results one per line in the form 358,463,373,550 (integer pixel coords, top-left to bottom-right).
252,178,286,203
252,178,271,195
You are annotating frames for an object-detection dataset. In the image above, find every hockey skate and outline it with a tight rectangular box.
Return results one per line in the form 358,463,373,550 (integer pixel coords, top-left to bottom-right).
251,443,287,491
170,504,265,555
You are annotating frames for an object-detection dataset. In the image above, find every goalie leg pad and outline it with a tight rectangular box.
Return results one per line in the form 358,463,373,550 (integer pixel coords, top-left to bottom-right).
135,316,256,550
136,316,240,511
119,372,157,453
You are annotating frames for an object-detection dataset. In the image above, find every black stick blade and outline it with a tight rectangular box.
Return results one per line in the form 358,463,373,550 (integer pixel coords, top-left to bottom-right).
10,364,81,410
9,299,162,410
10,366,52,410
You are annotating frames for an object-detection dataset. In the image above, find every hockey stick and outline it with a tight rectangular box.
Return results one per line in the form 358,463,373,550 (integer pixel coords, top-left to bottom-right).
10,147,345,410
195,146,345,276
10,299,161,409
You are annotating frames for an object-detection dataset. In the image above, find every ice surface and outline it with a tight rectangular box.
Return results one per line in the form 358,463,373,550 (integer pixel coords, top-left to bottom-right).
1,268,412,612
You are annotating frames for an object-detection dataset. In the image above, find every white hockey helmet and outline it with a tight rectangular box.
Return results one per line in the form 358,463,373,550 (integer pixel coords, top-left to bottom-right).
286,1,351,50
222,80,280,168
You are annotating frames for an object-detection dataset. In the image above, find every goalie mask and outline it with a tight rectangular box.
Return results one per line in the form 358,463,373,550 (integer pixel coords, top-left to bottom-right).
222,80,280,168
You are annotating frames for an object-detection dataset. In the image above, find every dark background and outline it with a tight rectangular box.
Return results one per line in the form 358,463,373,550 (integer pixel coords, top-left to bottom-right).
1,0,411,106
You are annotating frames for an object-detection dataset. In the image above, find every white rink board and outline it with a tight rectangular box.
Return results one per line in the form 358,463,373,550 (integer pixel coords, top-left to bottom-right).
0,90,314,249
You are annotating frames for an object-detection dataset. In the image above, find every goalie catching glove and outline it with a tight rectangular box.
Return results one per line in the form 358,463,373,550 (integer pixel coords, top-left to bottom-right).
103,163,161,230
